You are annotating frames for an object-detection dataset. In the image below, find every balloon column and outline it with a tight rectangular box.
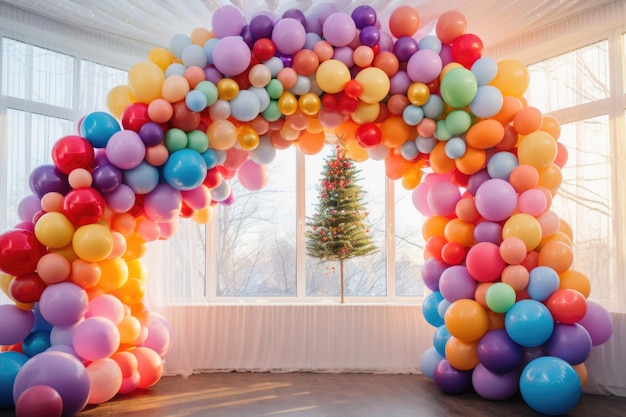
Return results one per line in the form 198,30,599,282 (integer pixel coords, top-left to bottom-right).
0,2,614,416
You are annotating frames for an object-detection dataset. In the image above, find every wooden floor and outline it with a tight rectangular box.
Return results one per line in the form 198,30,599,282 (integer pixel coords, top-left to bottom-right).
2,372,626,417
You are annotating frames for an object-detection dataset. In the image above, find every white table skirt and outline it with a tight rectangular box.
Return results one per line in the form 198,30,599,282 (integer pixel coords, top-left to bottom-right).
162,303,434,376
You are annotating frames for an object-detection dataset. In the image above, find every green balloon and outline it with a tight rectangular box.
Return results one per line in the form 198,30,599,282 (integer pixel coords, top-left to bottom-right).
186,130,209,153
485,282,516,313
445,110,472,135
164,128,188,153
435,119,452,141
261,100,281,122
440,67,478,108
195,81,218,107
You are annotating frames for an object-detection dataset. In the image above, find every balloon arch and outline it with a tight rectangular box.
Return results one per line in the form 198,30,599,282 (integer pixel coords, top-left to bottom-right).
0,3,614,416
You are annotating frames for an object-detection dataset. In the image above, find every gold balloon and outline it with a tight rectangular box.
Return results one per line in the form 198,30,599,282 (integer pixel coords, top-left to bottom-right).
278,91,298,116
298,92,321,116
217,78,239,100
407,82,430,106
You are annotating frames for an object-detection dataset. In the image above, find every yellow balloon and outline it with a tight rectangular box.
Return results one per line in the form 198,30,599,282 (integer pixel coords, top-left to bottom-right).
49,244,79,262
407,82,430,106
118,315,142,345
128,61,165,103
315,59,351,94
35,212,75,249
350,100,380,124
72,224,114,263
517,131,557,170
355,67,390,104
148,47,175,71
490,59,529,98
207,119,238,150
502,213,542,251
127,258,148,283
192,207,213,225
0,272,14,298
107,85,134,119
345,140,369,162
117,277,145,306
298,92,321,116
98,257,129,292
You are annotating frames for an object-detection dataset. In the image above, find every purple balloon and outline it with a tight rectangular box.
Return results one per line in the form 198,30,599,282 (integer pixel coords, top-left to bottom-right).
211,5,245,39
105,130,146,170
39,282,89,327
359,26,380,47
249,14,274,40
472,363,520,401
421,258,448,292
29,165,70,198
272,18,306,55
13,351,90,416
281,9,306,27
393,36,418,62
474,221,503,244
576,301,613,346
439,265,476,302
440,44,454,67
143,183,183,223
407,49,443,84
351,5,377,29
474,178,517,221
467,168,490,195
433,359,472,394
323,12,357,48
0,305,34,345
389,71,412,95
477,329,523,374
427,181,462,217
240,25,255,49
17,195,41,223
212,36,252,77
105,183,136,213
545,323,592,365
139,122,165,147
92,163,122,194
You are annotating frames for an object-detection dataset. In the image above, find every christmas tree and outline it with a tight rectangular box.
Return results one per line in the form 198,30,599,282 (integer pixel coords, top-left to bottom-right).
306,144,378,303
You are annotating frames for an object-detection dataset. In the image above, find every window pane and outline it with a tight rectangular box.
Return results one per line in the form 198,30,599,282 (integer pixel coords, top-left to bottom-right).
1,109,72,232
80,60,127,114
395,183,425,296
2,38,74,108
551,116,613,305
305,145,387,297
217,147,297,297
526,40,609,112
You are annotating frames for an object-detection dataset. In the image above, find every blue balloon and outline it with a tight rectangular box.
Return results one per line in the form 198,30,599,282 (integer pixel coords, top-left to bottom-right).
0,351,29,407
124,161,160,194
165,62,186,77
185,90,208,112
182,44,208,68
487,150,519,180
402,104,424,126
433,324,451,357
80,111,120,148
22,329,51,357
400,140,419,160
469,85,503,118
420,347,444,379
444,137,467,159
422,291,445,327
201,149,218,169
422,95,444,119
230,90,261,122
169,33,191,60
505,299,555,347
520,356,582,415
163,149,208,191
527,266,560,301
418,35,442,53
471,57,498,86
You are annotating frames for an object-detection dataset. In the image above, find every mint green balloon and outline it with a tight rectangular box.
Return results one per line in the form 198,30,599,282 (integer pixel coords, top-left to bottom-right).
435,119,452,141
485,282,516,313
186,130,209,153
194,81,218,107
440,67,478,108
164,128,188,153
445,110,473,135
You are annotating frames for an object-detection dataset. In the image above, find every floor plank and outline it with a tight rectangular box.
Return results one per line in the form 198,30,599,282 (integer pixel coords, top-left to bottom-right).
2,372,626,416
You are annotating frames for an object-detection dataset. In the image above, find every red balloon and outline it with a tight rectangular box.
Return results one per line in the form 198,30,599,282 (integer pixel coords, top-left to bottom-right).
441,242,466,265
451,33,484,69
252,38,276,61
170,100,201,132
424,236,446,261
321,94,339,112
9,272,47,303
355,123,382,150
338,94,358,115
121,102,150,132
51,135,95,175
63,187,106,226
0,230,47,276
179,202,196,218
203,168,223,189
546,289,588,324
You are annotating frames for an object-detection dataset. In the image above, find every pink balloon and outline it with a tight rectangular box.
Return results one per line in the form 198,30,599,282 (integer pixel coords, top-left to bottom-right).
73,317,120,361
412,182,435,217
518,188,547,216
427,182,461,217
86,294,125,325
466,242,506,282
237,160,269,191
15,385,63,417
181,185,212,210
86,358,122,404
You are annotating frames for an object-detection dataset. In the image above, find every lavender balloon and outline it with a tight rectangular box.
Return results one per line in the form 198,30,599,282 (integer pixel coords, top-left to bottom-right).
0,305,34,345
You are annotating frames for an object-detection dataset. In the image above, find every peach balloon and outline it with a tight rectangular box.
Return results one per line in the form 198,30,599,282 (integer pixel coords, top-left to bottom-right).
436,10,467,44
37,252,71,284
41,192,65,213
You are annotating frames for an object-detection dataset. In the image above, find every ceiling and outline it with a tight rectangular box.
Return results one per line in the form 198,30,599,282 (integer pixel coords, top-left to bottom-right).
3,0,614,50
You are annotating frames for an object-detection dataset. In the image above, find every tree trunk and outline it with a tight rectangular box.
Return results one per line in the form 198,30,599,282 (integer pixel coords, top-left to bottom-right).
340,259,345,304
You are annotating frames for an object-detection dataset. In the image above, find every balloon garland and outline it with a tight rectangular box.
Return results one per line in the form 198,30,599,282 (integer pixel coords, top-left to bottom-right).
0,3,615,416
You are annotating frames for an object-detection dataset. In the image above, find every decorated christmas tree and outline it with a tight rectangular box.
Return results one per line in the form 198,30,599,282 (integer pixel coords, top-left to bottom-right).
306,144,378,303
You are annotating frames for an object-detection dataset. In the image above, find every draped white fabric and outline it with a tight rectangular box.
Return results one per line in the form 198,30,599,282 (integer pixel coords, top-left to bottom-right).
2,0,626,400
162,304,433,375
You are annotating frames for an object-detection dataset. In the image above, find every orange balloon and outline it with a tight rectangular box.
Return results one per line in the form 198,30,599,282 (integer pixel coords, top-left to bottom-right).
455,146,486,175
537,163,563,194
429,141,456,174
373,51,400,77
435,10,467,44
401,163,423,190
559,269,591,298
474,282,493,309
380,117,411,148
487,310,506,330
296,131,326,155
444,299,489,342
455,197,480,223
98,258,129,292
345,140,369,162
465,119,505,149
513,106,543,135
385,154,412,180
538,240,573,273
422,215,449,240
389,6,420,38
540,115,561,140
574,363,588,387
491,96,523,125
444,218,475,247
508,164,539,193
489,59,529,98
445,337,479,371
293,49,319,76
